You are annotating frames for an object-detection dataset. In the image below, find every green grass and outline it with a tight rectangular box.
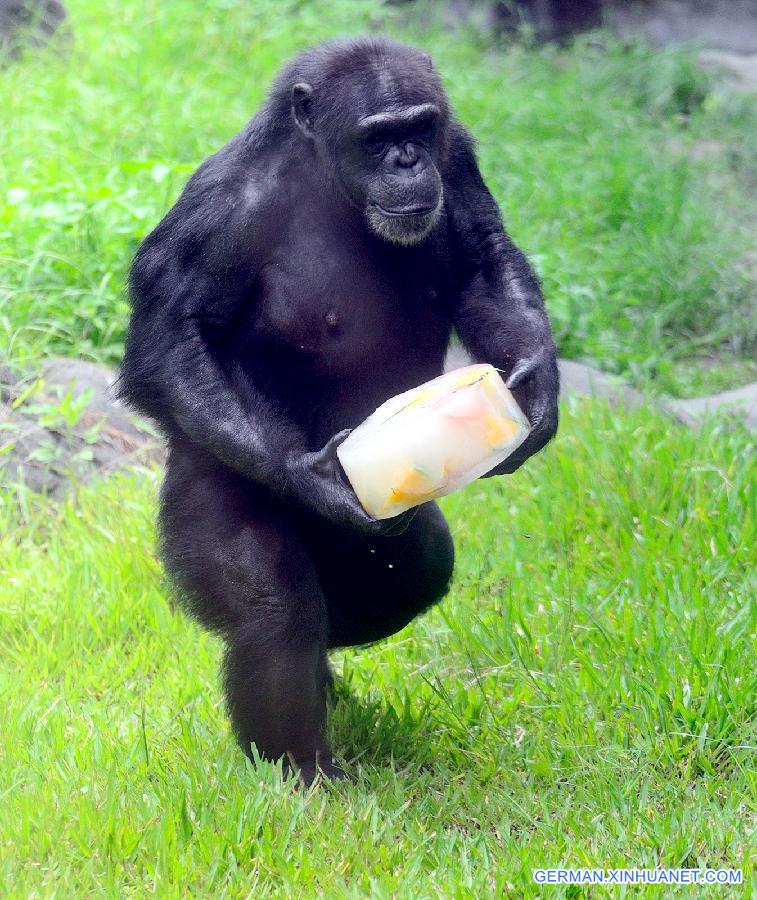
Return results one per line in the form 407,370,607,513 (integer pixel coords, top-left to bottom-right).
1,399,754,896
1,0,756,394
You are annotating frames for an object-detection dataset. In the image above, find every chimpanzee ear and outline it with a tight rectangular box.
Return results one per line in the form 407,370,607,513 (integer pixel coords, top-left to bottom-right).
292,83,315,136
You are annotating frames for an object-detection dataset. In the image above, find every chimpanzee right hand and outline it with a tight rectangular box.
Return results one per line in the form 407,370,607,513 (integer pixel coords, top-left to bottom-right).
286,430,417,537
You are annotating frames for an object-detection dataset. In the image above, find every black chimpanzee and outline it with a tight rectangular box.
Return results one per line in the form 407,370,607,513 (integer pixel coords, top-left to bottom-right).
120,38,558,783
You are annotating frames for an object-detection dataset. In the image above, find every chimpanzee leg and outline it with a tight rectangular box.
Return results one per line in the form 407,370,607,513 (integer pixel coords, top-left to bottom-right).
159,447,338,783
303,501,455,648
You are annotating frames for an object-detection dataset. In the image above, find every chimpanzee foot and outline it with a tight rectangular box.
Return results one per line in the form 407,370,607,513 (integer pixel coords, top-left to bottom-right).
285,749,347,786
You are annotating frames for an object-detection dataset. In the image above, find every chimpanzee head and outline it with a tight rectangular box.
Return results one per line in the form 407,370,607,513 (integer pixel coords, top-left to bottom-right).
287,39,450,246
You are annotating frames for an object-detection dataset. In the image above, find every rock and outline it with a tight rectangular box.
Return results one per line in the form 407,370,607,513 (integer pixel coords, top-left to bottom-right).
668,383,757,430
414,1,757,52
558,359,757,430
446,350,756,431
698,51,757,92
443,0,603,43
0,362,16,402
608,1,757,55
0,402,69,495
557,359,646,411
0,358,164,496
0,0,67,59
510,0,603,43
38,357,155,445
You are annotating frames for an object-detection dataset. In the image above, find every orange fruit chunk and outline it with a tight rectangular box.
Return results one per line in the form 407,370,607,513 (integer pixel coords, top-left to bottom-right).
485,414,518,448
389,466,435,503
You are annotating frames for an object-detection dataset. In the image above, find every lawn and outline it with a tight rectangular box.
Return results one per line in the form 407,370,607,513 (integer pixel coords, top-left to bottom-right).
1,400,754,895
1,0,756,895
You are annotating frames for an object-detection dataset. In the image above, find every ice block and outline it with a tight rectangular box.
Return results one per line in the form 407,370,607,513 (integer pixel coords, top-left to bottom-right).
336,364,530,519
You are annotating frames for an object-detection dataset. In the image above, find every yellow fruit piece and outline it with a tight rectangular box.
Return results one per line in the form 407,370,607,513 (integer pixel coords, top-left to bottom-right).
403,387,436,410
389,466,435,504
480,374,499,402
453,368,485,388
485,414,518,448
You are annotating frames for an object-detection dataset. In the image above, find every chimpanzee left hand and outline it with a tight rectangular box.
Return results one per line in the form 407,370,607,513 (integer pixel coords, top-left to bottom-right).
483,349,559,477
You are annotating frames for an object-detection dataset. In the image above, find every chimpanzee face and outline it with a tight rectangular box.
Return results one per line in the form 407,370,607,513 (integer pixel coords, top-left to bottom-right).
291,56,448,246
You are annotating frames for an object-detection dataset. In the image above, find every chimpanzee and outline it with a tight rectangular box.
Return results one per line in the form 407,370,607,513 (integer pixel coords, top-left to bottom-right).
120,38,558,783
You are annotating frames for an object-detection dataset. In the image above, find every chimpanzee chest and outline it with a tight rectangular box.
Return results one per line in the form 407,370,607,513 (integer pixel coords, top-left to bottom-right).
241,222,454,442
251,224,453,386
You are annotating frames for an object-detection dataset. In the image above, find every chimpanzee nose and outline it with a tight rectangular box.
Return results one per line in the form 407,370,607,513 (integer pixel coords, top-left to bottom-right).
400,143,419,167
391,143,422,173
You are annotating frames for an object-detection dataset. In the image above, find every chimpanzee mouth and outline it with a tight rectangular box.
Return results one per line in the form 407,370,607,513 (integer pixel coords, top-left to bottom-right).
367,191,443,245
373,202,438,218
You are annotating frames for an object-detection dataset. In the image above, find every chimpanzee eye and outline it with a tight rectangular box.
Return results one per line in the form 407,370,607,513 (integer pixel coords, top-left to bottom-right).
416,121,438,149
363,130,392,157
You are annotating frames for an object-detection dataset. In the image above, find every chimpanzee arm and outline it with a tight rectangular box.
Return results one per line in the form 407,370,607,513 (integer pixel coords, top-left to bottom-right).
122,221,302,495
445,123,559,474
120,162,384,532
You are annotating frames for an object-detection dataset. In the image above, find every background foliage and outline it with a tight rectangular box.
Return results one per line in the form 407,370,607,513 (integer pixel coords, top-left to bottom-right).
1,0,756,394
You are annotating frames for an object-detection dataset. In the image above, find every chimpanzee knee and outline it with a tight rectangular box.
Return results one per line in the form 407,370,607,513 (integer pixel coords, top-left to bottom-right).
312,502,455,648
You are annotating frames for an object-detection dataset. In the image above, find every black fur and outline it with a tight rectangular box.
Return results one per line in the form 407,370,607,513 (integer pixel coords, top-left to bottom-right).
120,37,558,783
